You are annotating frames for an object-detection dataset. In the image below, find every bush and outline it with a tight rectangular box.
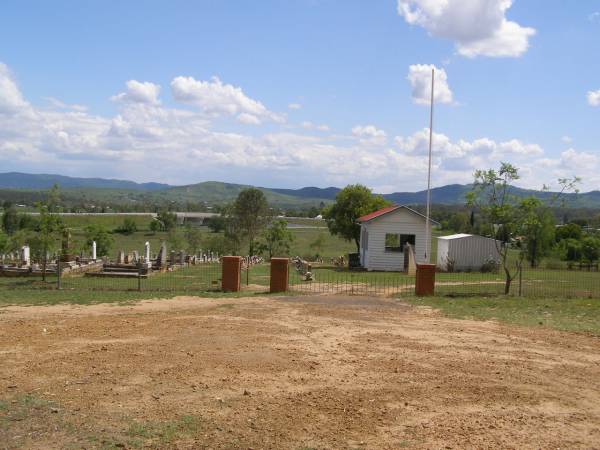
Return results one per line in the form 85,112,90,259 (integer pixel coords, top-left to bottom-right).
115,218,138,235
480,258,499,273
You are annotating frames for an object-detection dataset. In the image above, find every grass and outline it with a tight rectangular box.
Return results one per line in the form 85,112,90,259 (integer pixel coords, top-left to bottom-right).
406,295,600,335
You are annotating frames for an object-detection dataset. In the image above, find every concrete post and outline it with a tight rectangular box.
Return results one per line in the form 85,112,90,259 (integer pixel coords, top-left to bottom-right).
415,263,436,296
92,241,97,260
221,256,242,292
270,258,289,293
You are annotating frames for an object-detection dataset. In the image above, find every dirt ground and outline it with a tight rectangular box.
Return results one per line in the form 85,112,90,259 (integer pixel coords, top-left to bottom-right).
1,295,600,449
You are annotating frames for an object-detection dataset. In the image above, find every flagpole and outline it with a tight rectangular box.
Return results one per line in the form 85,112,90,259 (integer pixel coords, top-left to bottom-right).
424,68,434,262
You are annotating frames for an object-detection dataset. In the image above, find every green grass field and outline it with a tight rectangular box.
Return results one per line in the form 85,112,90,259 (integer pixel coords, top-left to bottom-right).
406,295,600,335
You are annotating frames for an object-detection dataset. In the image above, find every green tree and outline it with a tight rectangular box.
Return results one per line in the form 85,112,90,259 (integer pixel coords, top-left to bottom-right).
149,219,161,234
167,230,186,253
185,226,203,255
204,216,226,233
468,163,578,294
309,232,327,258
2,204,19,235
156,210,177,231
323,184,390,252
84,225,113,258
34,203,64,280
0,229,8,261
115,218,138,235
555,223,582,242
520,200,556,268
581,236,600,264
259,219,294,259
230,188,271,255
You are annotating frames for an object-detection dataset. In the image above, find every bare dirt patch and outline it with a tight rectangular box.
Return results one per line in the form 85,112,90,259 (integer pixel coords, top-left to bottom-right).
1,295,599,449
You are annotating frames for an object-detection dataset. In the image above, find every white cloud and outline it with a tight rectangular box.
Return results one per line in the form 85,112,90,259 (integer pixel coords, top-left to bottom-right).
352,125,387,145
589,12,600,23
1,61,599,192
44,97,88,112
561,135,572,144
587,89,600,106
0,63,30,114
171,75,284,123
237,113,261,125
407,64,453,105
301,121,330,132
397,0,536,58
111,80,161,105
288,103,302,110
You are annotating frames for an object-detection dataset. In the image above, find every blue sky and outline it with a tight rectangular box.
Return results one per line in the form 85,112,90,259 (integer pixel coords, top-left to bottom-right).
0,0,599,192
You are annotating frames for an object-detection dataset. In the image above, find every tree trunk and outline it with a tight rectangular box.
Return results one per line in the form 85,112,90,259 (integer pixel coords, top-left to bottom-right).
354,238,360,253
42,246,47,282
503,266,511,295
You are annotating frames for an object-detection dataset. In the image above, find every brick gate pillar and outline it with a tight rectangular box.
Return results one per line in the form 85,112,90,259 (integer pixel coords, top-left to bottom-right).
415,263,436,296
270,258,289,293
221,256,242,292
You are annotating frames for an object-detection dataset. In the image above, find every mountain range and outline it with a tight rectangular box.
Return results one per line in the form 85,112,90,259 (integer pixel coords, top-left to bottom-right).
0,172,599,209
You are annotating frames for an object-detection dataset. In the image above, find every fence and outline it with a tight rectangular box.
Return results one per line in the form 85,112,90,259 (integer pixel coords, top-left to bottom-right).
2,259,600,299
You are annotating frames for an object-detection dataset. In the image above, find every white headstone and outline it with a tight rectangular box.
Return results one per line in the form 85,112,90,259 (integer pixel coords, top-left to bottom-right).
92,241,97,260
21,245,30,266
144,242,150,261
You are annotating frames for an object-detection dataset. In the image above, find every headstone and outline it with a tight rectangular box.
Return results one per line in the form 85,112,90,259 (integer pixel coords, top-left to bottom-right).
144,242,152,268
92,241,97,260
118,250,125,264
158,243,167,268
61,229,75,262
170,250,176,265
20,245,31,266
132,251,139,263
179,251,186,265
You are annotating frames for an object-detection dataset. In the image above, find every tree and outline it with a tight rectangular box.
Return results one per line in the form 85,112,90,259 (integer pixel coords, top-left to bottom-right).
467,163,578,294
185,226,203,255
0,229,8,262
520,200,556,268
84,225,113,257
149,219,161,234
309,232,327,258
2,204,19,235
323,184,390,252
555,223,582,242
156,210,177,231
259,219,294,259
35,203,63,281
581,236,600,264
230,188,270,255
115,218,138,235
204,216,226,233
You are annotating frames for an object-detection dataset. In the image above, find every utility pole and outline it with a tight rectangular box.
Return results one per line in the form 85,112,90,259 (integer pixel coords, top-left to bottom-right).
424,68,434,262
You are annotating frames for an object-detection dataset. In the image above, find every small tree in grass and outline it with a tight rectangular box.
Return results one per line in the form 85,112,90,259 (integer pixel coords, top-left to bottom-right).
467,163,579,294
230,188,271,255
324,184,390,253
259,219,294,259
84,225,113,258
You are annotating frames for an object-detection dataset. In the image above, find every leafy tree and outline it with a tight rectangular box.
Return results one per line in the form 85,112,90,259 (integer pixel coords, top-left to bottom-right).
204,216,226,233
156,210,177,232
18,214,39,230
555,223,582,242
561,238,582,262
149,219,161,234
581,236,600,264
447,211,471,233
84,225,113,257
323,184,390,252
185,226,203,255
1,204,19,235
0,229,8,260
520,200,556,268
259,219,294,259
468,163,578,294
34,203,64,280
230,188,271,255
167,230,186,253
309,232,327,258
116,218,138,235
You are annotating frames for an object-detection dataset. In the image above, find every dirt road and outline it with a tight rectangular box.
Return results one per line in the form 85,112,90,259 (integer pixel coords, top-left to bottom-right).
1,295,599,449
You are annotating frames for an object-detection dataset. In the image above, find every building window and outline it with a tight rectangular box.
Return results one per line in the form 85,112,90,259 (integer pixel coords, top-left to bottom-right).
385,233,415,253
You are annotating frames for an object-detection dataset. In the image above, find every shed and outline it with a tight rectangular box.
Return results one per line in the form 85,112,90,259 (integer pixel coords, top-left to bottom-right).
436,233,500,271
357,205,435,272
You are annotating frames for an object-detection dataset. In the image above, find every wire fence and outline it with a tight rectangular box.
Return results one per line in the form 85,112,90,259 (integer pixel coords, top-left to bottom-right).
2,260,600,299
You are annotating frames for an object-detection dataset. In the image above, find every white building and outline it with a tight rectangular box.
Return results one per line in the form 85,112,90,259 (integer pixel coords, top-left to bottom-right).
357,205,434,272
436,233,500,272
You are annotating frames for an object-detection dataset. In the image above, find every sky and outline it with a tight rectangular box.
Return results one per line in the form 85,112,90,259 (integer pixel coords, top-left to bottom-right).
0,0,599,192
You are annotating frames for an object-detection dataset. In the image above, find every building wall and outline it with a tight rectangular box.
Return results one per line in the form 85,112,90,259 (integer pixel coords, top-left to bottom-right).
362,209,431,271
436,239,450,270
438,236,500,271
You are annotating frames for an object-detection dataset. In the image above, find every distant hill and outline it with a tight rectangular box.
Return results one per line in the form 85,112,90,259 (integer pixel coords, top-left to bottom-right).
0,172,171,191
1,172,599,209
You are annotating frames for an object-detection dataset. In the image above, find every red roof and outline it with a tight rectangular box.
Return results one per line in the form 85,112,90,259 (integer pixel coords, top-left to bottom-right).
356,205,400,222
